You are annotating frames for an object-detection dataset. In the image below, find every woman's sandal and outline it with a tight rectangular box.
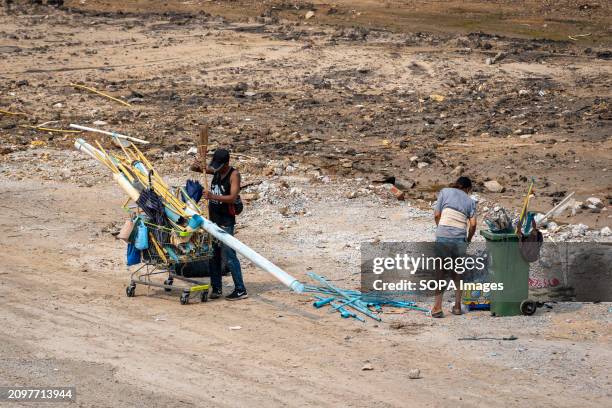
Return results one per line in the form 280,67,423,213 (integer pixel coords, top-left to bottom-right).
431,310,444,318
451,306,462,315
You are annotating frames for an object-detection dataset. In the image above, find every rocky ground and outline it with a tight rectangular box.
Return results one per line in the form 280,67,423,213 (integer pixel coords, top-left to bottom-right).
1,148,611,407
0,1,611,407
1,0,611,229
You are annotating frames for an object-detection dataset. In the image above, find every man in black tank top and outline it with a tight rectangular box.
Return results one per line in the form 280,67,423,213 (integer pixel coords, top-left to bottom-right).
203,148,248,300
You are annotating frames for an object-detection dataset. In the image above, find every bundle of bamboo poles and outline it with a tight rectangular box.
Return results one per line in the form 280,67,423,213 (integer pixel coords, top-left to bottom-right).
72,124,305,293
72,128,203,262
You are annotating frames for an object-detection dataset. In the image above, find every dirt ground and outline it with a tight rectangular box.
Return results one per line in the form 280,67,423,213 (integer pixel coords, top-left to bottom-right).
1,159,611,407
1,1,611,407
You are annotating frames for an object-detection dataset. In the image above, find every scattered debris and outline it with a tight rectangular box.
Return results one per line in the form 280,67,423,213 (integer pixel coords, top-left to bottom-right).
484,206,513,232
485,52,506,65
568,33,591,41
388,185,405,200
458,335,518,341
71,83,132,107
451,165,464,176
394,178,416,190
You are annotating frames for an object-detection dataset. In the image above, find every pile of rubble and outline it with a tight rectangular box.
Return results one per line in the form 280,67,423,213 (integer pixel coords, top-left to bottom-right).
476,194,610,242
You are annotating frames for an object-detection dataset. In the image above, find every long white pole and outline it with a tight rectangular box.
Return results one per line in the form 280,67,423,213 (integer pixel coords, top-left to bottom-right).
200,218,304,292
70,124,149,144
538,192,575,226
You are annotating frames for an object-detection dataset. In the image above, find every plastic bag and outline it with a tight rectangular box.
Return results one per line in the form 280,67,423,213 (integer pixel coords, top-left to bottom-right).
117,219,135,242
126,243,141,266
185,179,204,203
135,220,149,250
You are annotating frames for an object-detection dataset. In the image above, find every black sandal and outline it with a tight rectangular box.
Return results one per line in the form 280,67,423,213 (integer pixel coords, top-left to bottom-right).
431,310,444,318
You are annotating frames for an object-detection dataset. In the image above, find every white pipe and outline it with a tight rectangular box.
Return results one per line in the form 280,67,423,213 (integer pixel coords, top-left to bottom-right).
113,173,141,201
538,192,575,226
200,218,304,293
74,138,104,161
70,124,149,144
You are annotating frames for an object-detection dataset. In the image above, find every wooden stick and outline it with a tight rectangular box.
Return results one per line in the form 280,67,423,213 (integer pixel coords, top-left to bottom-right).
86,140,114,171
116,162,137,183
198,124,209,189
516,178,535,233
130,143,159,176
198,124,210,217
70,83,132,107
1,109,28,117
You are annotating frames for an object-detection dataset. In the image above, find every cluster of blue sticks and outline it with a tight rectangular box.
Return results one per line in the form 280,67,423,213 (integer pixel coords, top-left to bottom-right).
304,272,430,322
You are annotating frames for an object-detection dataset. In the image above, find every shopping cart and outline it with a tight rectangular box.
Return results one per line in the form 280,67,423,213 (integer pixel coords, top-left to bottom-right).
124,186,214,305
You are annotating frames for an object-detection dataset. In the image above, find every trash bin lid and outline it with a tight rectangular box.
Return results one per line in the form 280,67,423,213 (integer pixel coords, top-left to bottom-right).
480,229,519,241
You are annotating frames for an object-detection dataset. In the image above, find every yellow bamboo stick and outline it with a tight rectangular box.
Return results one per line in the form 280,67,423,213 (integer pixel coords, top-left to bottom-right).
94,140,120,174
149,234,168,263
149,185,187,215
116,162,137,183
85,149,114,172
71,83,132,107
82,140,115,172
130,143,157,173
1,109,28,116
19,125,81,133
516,179,535,234
93,140,117,171
125,147,168,189
129,153,178,204
119,143,189,215
115,138,137,163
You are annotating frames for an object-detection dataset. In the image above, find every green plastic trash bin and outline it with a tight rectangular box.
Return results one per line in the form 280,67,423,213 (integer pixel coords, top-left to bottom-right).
480,230,530,316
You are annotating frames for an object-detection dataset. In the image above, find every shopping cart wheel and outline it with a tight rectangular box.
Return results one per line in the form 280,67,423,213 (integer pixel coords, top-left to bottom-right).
180,292,189,305
201,291,209,303
163,278,173,292
520,299,537,316
126,284,136,298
